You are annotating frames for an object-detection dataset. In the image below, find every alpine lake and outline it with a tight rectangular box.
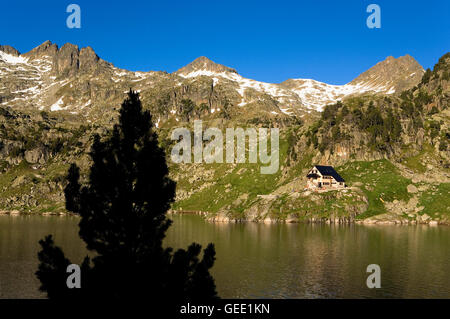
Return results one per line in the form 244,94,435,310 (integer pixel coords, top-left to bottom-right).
0,213,449,298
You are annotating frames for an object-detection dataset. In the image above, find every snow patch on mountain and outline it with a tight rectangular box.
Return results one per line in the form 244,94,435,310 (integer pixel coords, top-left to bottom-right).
50,97,65,111
179,69,300,110
0,51,28,64
285,79,397,111
177,65,402,112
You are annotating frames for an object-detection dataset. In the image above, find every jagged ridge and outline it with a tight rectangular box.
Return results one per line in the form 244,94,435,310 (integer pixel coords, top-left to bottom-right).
0,41,425,124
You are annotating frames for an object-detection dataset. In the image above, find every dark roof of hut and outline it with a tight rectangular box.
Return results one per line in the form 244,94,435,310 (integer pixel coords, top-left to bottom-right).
309,165,345,182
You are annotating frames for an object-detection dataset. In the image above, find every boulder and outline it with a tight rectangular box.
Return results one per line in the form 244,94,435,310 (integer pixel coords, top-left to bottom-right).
12,175,27,188
25,147,49,164
407,184,418,194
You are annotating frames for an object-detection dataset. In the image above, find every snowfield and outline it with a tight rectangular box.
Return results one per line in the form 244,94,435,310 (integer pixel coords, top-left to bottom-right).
178,68,397,112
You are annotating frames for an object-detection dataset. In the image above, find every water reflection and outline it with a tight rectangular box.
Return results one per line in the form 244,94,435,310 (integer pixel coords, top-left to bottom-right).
166,215,450,298
0,215,85,299
0,214,449,298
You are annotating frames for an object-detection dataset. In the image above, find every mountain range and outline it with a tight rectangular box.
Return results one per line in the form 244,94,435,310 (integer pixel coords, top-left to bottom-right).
0,41,424,123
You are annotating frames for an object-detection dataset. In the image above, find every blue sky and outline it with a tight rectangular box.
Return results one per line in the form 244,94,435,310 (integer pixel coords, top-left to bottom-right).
1,0,449,84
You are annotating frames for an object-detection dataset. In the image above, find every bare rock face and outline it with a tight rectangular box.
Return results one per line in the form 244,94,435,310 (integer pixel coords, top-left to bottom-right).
175,56,238,76
350,55,425,93
0,45,20,56
55,43,80,76
79,46,100,72
22,40,58,59
22,41,105,77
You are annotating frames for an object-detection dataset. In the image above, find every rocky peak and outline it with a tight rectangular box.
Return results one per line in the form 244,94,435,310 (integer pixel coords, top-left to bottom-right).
22,40,58,59
21,41,106,76
55,43,80,75
175,56,238,76
350,55,424,93
60,43,79,54
79,46,100,71
0,45,20,56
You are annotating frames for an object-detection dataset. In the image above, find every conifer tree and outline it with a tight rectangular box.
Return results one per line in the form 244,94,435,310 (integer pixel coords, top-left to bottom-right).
36,90,218,302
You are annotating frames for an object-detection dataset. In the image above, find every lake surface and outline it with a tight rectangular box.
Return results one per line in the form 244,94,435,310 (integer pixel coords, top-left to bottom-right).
0,214,449,298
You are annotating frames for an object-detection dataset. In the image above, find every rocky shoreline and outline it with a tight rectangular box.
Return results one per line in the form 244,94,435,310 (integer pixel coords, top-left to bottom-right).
1,209,446,226
169,210,448,226
0,210,75,216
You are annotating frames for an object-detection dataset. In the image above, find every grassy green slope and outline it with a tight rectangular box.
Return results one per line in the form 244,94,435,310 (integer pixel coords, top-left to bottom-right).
338,160,412,219
171,134,290,217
